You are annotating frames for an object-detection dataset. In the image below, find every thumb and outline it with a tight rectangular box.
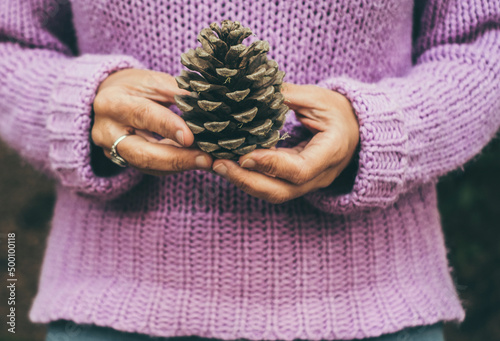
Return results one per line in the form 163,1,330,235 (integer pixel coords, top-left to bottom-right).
281,82,321,111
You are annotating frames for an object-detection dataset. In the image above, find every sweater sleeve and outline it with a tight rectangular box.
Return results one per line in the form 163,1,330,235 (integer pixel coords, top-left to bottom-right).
0,0,145,200
294,0,500,215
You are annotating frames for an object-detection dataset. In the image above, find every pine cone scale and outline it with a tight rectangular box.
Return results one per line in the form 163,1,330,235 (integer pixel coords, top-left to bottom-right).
175,20,290,160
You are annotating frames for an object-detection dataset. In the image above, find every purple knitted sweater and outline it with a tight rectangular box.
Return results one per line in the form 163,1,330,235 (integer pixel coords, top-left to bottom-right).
1,0,500,339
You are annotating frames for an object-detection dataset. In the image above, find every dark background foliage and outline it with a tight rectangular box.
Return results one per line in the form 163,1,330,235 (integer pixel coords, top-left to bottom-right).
0,136,499,341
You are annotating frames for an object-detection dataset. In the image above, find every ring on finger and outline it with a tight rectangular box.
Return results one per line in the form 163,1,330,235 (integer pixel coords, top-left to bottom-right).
110,134,133,167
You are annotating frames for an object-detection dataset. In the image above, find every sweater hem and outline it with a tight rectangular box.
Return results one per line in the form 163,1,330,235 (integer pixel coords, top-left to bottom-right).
29,300,464,341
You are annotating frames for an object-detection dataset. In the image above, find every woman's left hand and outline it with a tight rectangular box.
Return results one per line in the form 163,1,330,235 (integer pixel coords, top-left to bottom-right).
212,82,360,204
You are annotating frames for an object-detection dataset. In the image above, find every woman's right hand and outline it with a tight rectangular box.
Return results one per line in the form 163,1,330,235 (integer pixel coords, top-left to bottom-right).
91,69,213,176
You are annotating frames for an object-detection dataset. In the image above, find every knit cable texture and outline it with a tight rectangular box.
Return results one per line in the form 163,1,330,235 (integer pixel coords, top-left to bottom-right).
1,0,499,340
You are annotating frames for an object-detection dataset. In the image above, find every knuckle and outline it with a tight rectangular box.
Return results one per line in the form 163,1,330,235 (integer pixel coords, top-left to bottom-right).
90,126,104,146
290,174,307,186
92,92,108,114
157,117,173,139
257,154,278,174
317,175,337,189
131,148,152,170
338,139,350,158
167,155,187,172
331,138,350,161
147,71,168,89
131,102,151,128
289,164,311,185
231,176,251,193
93,88,120,114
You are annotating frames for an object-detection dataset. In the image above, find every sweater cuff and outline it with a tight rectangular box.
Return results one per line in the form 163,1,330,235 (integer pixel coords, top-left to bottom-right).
46,54,146,200
302,77,408,214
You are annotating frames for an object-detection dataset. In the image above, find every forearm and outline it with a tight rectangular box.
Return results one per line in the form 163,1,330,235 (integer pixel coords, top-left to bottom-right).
304,27,500,214
0,40,145,200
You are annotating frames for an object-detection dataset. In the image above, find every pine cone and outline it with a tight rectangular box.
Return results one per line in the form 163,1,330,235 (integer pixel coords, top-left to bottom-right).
174,20,289,160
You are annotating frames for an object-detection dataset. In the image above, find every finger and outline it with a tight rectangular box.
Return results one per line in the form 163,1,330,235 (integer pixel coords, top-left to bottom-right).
104,151,180,177
212,160,336,204
102,149,181,176
138,70,190,103
271,140,308,155
134,130,184,147
115,134,212,172
282,82,345,113
281,83,322,111
134,129,160,143
295,114,327,134
239,132,345,185
123,96,194,147
213,160,300,204
105,151,187,176
155,138,184,147
99,69,189,104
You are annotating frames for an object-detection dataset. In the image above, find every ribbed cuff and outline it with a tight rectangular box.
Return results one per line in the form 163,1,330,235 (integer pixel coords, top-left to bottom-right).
302,77,408,214
46,54,146,200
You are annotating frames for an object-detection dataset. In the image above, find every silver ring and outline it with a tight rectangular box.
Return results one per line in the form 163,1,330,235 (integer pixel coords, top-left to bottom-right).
110,134,132,167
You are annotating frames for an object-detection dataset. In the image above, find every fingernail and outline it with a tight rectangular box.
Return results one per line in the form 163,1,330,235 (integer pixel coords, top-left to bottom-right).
195,155,210,169
175,130,184,146
213,163,227,176
240,159,255,169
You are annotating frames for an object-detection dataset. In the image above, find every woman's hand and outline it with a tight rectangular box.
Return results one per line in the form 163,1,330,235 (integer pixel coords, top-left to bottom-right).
211,82,360,204
91,69,213,176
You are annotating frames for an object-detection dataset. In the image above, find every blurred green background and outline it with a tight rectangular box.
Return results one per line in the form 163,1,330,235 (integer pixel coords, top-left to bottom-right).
0,135,499,341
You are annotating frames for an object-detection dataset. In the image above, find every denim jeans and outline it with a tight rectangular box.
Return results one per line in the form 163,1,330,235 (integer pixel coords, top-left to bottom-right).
45,320,445,341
